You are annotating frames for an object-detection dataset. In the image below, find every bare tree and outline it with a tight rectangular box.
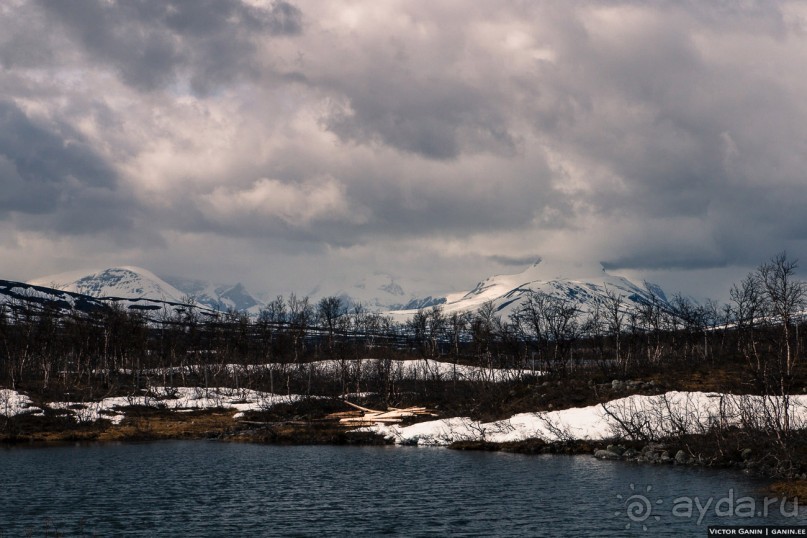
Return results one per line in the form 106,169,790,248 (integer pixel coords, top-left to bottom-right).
755,252,805,432
601,287,625,373
317,296,345,357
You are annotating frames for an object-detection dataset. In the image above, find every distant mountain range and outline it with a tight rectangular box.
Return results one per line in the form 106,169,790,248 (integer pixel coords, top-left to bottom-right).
160,276,263,314
28,266,264,315
2,260,668,320
0,277,214,318
384,259,668,321
308,272,443,312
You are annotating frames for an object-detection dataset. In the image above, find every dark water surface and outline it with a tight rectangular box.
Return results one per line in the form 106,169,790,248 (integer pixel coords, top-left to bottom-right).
0,441,804,536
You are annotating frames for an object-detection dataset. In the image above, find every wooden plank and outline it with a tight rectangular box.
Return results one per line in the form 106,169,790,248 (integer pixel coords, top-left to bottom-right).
342,400,382,414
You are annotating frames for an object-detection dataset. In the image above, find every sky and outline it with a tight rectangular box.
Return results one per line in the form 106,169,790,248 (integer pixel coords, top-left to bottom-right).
2,0,807,302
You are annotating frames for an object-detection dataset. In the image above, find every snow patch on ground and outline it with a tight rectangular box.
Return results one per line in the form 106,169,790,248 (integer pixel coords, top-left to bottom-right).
6,386,805,445
0,389,44,417
370,391,807,446
2,387,301,425
118,359,541,383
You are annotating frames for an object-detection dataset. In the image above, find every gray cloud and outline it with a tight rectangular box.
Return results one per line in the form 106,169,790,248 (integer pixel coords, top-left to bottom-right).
34,0,302,94
0,99,149,243
1,1,807,300
488,255,542,267
0,100,113,210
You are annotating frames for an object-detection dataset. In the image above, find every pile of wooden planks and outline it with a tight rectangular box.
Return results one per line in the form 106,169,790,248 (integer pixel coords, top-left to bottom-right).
328,400,437,426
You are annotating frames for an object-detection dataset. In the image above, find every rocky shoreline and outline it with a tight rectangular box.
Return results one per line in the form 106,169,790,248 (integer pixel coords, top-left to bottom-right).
3,388,806,499
3,411,806,499
448,437,807,499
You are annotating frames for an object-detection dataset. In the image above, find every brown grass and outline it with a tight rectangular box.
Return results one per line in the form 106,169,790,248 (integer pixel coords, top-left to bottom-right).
98,410,238,442
769,480,807,500
1,409,239,445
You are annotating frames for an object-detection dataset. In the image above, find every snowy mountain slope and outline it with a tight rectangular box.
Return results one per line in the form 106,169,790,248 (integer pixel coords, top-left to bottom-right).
162,276,263,313
386,259,667,321
29,266,186,303
17,259,667,321
27,266,262,315
0,278,215,318
0,279,109,314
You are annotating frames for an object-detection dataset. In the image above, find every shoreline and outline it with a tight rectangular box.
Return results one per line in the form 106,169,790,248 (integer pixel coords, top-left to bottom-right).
3,409,805,500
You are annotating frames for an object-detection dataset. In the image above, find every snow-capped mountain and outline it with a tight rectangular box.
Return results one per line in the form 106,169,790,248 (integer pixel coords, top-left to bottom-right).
0,279,109,315
311,272,431,311
17,259,668,321
0,277,217,319
162,276,263,313
29,266,186,303
27,267,264,314
386,259,667,321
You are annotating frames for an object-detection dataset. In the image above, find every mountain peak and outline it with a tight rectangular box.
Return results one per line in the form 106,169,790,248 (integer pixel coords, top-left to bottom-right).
386,257,664,321
29,266,185,302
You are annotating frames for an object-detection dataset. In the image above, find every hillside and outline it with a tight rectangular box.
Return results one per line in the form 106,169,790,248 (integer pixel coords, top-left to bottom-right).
29,266,186,303
386,258,666,320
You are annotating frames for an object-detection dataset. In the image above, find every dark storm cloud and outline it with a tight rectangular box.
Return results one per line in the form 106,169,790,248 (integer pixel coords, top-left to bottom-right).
0,2,59,70
488,255,542,267
34,0,302,93
323,88,520,161
0,100,113,210
311,10,521,161
0,99,136,234
3,0,807,294
485,0,807,271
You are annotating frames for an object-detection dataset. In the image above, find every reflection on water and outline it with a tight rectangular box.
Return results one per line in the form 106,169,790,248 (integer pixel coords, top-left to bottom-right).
0,441,803,536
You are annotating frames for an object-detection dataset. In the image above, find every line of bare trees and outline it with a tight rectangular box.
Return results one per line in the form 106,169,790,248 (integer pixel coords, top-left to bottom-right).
0,253,804,407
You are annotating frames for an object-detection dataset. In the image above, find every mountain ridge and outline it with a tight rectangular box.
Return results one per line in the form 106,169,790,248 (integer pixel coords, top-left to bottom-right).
385,259,667,321
21,260,669,319
29,267,264,314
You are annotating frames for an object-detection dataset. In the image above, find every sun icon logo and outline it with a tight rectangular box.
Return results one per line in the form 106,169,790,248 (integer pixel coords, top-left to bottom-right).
615,483,663,531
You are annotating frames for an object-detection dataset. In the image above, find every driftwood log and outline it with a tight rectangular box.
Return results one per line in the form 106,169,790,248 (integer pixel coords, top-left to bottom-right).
329,400,437,426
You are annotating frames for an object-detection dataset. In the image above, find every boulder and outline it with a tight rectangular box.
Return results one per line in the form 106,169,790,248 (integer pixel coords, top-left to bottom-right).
623,448,638,458
675,450,692,464
594,449,622,460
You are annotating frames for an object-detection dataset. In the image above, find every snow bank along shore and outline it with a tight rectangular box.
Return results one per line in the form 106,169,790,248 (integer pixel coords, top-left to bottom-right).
366,391,807,446
3,387,805,447
0,387,301,425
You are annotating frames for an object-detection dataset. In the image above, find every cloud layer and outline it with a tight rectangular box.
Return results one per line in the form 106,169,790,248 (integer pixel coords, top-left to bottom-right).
2,0,807,298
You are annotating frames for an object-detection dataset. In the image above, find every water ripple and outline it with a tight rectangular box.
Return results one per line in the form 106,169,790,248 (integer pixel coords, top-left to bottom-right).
0,442,802,536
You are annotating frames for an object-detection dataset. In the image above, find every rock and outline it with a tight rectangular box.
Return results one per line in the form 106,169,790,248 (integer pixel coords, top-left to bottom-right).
660,450,672,463
594,449,622,460
641,452,659,463
675,450,692,464
611,380,624,389
623,448,638,458
741,448,753,460
606,444,625,456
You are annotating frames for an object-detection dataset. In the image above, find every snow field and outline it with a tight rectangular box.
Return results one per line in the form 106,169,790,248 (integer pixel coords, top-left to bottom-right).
368,391,807,446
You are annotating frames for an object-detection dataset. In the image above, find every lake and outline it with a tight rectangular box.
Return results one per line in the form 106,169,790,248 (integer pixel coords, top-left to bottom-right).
0,441,804,536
